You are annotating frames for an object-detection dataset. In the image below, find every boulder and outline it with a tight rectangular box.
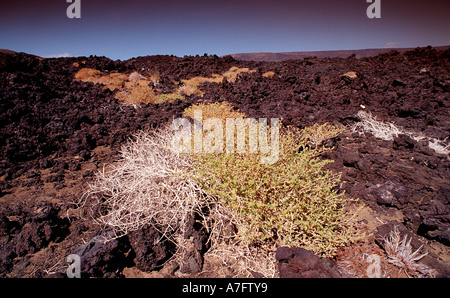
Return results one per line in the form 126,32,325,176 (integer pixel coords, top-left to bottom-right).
276,247,341,278
417,188,450,245
128,225,176,272
367,177,411,208
393,134,416,150
73,229,133,277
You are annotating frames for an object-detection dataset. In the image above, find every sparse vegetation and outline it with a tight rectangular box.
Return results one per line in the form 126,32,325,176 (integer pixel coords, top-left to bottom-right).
300,122,344,147
74,67,102,82
353,110,450,156
74,68,181,104
154,93,184,102
188,122,356,257
182,101,246,123
81,127,205,239
262,71,275,78
115,85,156,104
382,226,435,277
352,110,403,141
222,66,255,82
81,100,355,278
182,102,356,256
176,67,255,96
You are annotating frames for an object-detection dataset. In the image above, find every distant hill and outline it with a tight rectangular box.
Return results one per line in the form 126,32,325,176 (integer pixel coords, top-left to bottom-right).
230,45,450,62
0,49,43,59
0,49,18,54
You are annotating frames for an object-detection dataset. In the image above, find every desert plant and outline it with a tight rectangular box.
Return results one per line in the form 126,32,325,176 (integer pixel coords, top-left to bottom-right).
182,101,246,124
300,122,344,147
175,67,255,96
148,70,160,86
352,110,402,141
81,115,355,277
180,101,268,156
383,226,435,277
128,71,146,82
154,93,184,103
177,75,222,96
187,121,356,257
262,71,275,78
177,82,204,97
81,127,206,240
352,110,450,156
222,66,254,82
115,85,156,104
80,126,267,276
73,67,102,82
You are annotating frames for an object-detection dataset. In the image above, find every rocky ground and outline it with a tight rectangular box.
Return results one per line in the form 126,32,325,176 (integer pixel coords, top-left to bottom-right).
0,47,448,278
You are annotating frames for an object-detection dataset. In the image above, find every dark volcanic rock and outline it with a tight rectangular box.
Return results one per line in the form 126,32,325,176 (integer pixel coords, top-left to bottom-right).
342,151,360,168
417,188,450,245
179,241,203,274
8,202,70,257
276,247,342,278
73,229,133,278
367,177,411,208
0,52,189,178
393,134,416,150
128,225,176,272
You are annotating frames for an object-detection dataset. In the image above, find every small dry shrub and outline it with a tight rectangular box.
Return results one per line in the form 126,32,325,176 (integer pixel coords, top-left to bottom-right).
222,66,255,82
182,101,245,123
74,68,102,82
383,226,435,277
176,67,255,96
352,110,402,141
262,71,275,78
300,122,344,147
81,127,206,240
74,68,182,104
115,85,156,104
353,110,450,156
177,81,204,97
148,71,160,85
128,71,146,82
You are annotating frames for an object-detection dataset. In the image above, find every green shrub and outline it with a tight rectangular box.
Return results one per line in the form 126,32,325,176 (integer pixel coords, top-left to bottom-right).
187,124,356,257
182,101,246,123
154,93,184,103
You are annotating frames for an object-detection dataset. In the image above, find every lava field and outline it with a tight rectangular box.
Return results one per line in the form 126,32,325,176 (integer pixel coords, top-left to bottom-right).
0,46,448,277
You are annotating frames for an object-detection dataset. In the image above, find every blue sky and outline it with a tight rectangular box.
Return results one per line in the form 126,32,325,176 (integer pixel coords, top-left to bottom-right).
1,0,449,60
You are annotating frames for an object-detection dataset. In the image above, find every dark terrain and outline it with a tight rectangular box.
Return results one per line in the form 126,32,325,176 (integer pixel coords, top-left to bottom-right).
231,45,450,62
0,46,449,277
